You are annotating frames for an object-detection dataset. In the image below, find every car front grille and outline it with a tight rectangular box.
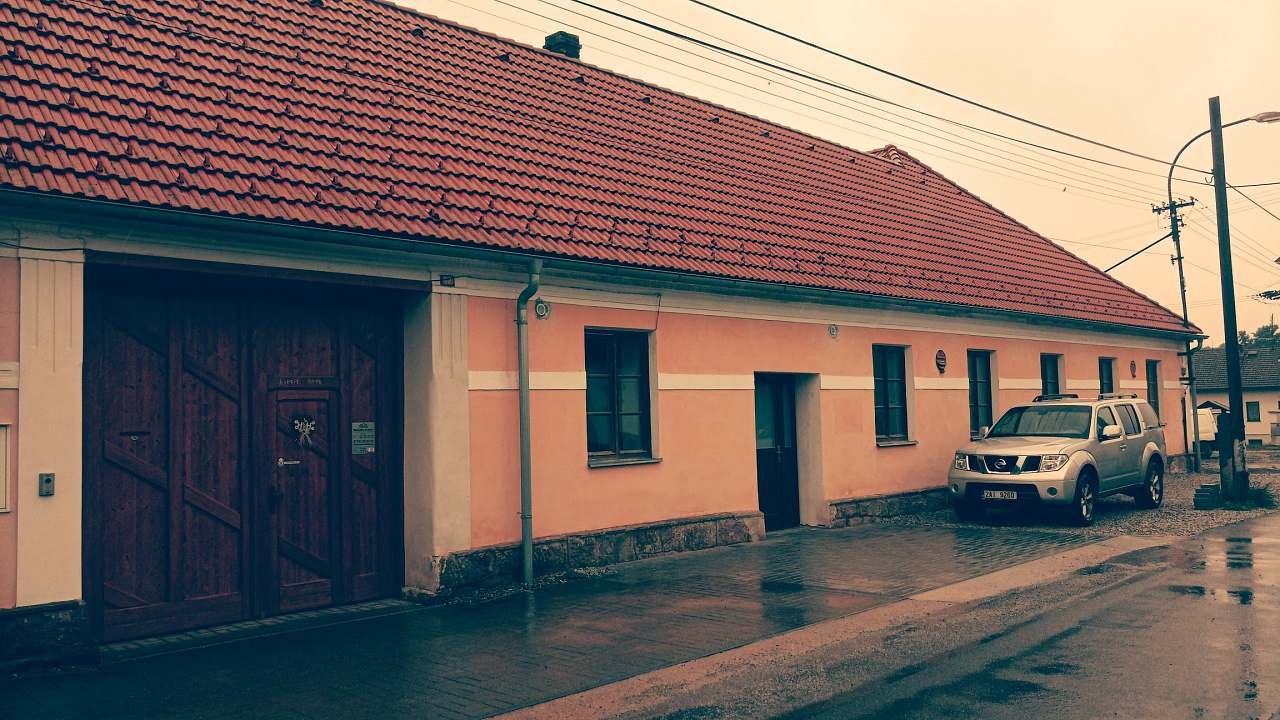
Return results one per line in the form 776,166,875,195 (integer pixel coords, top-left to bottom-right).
982,455,1020,473
966,455,1045,474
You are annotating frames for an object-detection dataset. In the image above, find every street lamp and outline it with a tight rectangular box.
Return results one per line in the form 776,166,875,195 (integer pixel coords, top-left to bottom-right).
1164,109,1280,474
1169,100,1280,500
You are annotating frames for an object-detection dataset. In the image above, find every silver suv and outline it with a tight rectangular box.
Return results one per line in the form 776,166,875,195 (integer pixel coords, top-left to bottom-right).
947,394,1167,526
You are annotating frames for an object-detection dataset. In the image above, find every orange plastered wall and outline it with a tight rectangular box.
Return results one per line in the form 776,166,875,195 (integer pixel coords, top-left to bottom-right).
0,257,18,608
466,294,1188,546
467,297,759,547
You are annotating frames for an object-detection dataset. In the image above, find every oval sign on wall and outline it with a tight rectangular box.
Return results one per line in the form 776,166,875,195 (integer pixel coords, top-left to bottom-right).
1130,360,1138,378
935,349,947,373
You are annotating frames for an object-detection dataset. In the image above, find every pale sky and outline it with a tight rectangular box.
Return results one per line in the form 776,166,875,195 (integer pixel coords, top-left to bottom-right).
409,0,1280,344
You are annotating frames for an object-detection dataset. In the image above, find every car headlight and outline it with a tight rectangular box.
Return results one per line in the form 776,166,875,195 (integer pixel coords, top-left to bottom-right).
953,453,969,471
1040,454,1068,472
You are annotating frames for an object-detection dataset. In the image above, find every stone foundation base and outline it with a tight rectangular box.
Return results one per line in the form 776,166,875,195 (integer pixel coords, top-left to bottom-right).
0,600,95,673
412,511,765,598
828,487,950,527
1168,453,1192,473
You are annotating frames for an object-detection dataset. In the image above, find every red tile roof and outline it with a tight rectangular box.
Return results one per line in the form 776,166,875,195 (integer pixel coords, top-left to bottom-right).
0,0,1193,334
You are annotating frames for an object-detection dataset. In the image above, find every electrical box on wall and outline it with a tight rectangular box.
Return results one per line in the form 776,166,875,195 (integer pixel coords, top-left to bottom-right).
0,425,9,512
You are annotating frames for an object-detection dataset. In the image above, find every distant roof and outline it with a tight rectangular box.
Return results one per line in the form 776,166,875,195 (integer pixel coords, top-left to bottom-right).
1196,345,1280,391
0,0,1193,334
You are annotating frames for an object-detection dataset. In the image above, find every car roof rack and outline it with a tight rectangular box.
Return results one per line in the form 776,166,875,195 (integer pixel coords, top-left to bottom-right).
1098,393,1139,400
1032,393,1079,402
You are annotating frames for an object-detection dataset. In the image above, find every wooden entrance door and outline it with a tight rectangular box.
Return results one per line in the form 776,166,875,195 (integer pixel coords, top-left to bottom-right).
266,389,339,613
754,374,800,531
254,305,342,615
85,269,402,641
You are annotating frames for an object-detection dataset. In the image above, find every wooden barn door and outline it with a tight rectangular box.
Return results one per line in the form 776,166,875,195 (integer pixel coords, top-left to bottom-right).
86,268,403,641
86,283,251,641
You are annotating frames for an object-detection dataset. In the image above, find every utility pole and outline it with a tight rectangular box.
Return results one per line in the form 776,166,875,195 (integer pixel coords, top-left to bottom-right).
1153,198,1200,472
1209,96,1249,501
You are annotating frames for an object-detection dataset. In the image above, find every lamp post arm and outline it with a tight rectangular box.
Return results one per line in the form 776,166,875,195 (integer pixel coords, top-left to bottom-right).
1167,118,1254,204
1168,129,1212,206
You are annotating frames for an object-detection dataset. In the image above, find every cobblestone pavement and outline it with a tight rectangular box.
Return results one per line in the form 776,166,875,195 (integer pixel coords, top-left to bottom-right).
1,524,1094,720
880,471,1280,538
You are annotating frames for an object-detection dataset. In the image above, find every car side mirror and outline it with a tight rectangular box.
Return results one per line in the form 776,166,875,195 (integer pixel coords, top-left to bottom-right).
978,425,990,439
1101,424,1122,441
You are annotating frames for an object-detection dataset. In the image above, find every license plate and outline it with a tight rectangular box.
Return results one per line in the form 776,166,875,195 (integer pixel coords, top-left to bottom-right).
982,490,1018,500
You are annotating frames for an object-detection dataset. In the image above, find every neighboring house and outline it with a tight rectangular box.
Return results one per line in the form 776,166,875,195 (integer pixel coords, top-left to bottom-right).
0,0,1196,659
1195,345,1280,447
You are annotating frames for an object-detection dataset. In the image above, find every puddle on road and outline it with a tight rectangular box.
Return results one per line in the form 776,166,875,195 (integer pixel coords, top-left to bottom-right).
1028,661,1079,676
1166,584,1257,604
759,580,806,594
1228,589,1255,605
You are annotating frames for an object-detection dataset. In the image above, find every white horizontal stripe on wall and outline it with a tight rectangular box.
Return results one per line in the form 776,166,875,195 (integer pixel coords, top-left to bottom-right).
820,375,875,390
1065,379,1099,391
915,377,969,390
657,373,755,390
999,377,1042,390
0,362,16,390
468,371,587,391
1163,380,1185,390
1118,380,1146,390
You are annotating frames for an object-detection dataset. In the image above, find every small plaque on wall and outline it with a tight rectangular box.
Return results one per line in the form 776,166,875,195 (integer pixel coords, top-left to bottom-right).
0,425,9,513
351,422,376,455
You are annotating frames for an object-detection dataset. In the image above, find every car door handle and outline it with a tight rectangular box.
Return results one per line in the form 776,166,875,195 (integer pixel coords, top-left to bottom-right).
276,457,302,467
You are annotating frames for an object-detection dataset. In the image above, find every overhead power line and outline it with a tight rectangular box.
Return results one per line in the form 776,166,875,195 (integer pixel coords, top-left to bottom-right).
683,0,1206,173
475,0,1158,204
1103,231,1172,272
607,0,1169,199
522,0,1165,202
1231,186,1280,226
562,0,1205,184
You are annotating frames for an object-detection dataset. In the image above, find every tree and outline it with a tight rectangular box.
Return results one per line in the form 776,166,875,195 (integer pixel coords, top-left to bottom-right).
1226,316,1278,348
1256,317,1279,345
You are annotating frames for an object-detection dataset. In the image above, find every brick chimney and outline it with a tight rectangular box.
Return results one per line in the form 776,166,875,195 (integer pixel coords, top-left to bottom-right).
543,31,580,59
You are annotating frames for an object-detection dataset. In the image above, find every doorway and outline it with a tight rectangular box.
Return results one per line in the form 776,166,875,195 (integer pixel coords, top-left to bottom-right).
755,373,800,530
84,267,404,641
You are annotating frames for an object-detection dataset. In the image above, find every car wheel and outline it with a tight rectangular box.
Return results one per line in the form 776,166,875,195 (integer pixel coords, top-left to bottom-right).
1067,471,1096,527
1134,460,1164,509
953,499,984,522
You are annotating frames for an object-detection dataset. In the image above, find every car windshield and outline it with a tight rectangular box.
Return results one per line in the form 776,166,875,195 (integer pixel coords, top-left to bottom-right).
988,405,1092,439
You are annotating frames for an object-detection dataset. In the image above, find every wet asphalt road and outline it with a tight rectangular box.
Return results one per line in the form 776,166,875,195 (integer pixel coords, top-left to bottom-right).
788,513,1280,719
0,524,1091,720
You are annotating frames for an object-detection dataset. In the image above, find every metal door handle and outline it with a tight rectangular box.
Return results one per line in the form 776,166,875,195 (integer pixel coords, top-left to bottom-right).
277,457,302,467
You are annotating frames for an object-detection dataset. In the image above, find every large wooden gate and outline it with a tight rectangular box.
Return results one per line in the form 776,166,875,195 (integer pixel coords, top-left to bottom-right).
84,267,403,641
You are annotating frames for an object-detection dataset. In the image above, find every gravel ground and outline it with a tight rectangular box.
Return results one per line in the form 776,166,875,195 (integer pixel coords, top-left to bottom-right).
878,470,1280,538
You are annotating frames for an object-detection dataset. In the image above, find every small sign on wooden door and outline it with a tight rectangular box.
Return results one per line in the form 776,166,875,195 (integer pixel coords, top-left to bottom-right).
351,422,376,455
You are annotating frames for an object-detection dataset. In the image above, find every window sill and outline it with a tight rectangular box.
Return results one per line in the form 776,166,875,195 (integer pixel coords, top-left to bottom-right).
588,456,662,469
876,439,918,448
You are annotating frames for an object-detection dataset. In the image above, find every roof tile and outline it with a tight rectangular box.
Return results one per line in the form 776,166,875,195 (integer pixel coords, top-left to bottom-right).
0,0,1193,333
